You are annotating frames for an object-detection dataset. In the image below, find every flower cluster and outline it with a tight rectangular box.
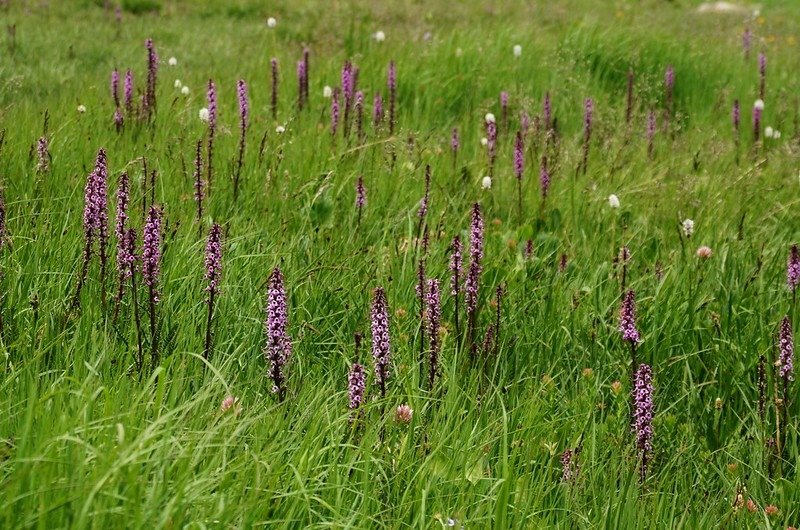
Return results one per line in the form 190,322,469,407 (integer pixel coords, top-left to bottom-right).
204,223,223,295
142,206,162,299
619,289,641,345
632,363,654,465
787,244,800,293
371,286,391,396
265,267,292,399
348,362,366,410
779,316,793,382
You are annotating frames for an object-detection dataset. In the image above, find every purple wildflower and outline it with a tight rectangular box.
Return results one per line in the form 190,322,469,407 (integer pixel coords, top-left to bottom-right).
348,362,366,411
632,363,654,480
465,203,484,356
371,286,391,398
500,91,509,129
204,223,223,295
111,69,120,107
426,278,441,389
296,60,306,111
520,111,531,134
450,235,463,296
758,52,766,100
743,27,752,59
581,97,593,174
732,99,740,134
144,38,158,119
207,79,218,132
193,140,204,225
115,172,129,244
373,92,383,126
355,175,366,225
514,131,524,180
270,58,279,119
302,47,310,105
142,206,162,299
114,107,124,132
331,88,340,136
539,156,551,199
355,90,364,141
265,267,292,401
788,244,800,294
779,316,794,382
237,79,249,132
752,100,762,142
561,448,580,483
486,120,497,172
388,61,397,135
36,136,49,174
124,69,133,114
619,289,641,345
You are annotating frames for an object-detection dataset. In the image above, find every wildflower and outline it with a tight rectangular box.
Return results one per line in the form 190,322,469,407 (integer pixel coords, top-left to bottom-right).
465,203,484,356
373,93,383,126
514,131,524,180
348,363,366,410
682,219,694,237
764,505,779,517
168,57,177,66
371,287,391,398
543,91,552,129
581,97,593,173
355,176,366,224
765,126,774,138
484,112,496,124
753,99,763,141
36,137,50,173
608,194,620,209
124,69,133,113
715,397,723,410
732,99,740,133
111,69,120,107
142,206,162,298
374,30,386,42
203,223,223,296
220,395,240,414
275,125,286,134
144,38,158,119
206,80,217,131
173,79,182,89
331,88,340,136
77,105,87,113
480,137,488,146
611,380,622,395
264,267,292,401
395,404,413,423
451,127,459,154
199,107,210,122
270,58,279,119
426,278,442,389
513,44,522,57
619,289,641,345
267,17,277,27
388,61,397,134
181,86,189,95
561,447,579,483
481,176,492,189
758,52,766,100
787,245,800,293
632,363,654,479
743,27,752,58
322,85,332,98
779,316,793,381
540,158,551,200
696,246,712,259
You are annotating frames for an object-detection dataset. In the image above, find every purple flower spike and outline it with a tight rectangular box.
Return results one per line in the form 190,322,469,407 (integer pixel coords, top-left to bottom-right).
371,286,391,398
36,137,49,173
450,235,463,297
207,79,218,132
426,278,442,389
619,289,641,345
752,100,762,142
373,92,383,126
142,206,162,299
204,223,223,296
465,203,484,355
632,363,654,480
758,52,766,100
743,27,752,58
514,131,524,180
237,79,249,132
539,157,551,199
144,38,158,119
124,69,133,113
788,244,800,293
779,316,794,382
348,362,366,411
417,165,430,219
732,99,740,133
296,60,306,111
265,267,292,401
270,58,279,119
115,172,129,244
331,88,340,136
543,91,552,130
388,61,397,135
111,69,120,107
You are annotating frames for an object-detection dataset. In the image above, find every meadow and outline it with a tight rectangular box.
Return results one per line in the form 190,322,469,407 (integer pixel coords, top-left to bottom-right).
1,0,800,528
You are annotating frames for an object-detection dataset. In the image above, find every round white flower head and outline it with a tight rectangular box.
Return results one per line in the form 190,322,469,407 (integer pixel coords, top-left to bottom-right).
481,176,492,189
754,99,765,110
174,79,182,89
485,112,496,124
77,104,86,113
199,107,210,122
682,218,694,237
765,126,774,138
774,130,781,139
168,57,177,66
608,194,620,209
513,44,522,57
322,85,333,98
455,48,463,57
374,30,386,42
181,85,190,95
267,17,277,28
275,125,286,134
480,137,489,146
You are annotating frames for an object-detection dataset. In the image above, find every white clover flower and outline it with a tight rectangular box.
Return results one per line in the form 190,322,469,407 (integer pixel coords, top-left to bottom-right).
374,30,386,42
513,44,522,57
481,176,492,189
754,99,765,110
168,57,177,66
77,104,86,113
774,130,781,139
199,107,210,122
174,79,182,89
608,194,620,209
765,126,774,138
267,17,277,28
682,218,695,237
485,112,496,124
480,137,488,146
275,125,286,134
322,85,333,98
181,85,190,95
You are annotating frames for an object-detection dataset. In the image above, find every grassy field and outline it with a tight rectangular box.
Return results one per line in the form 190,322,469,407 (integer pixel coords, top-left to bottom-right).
2,0,800,528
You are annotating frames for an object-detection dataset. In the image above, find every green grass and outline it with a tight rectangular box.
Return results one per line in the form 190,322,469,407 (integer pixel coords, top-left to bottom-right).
2,0,800,528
